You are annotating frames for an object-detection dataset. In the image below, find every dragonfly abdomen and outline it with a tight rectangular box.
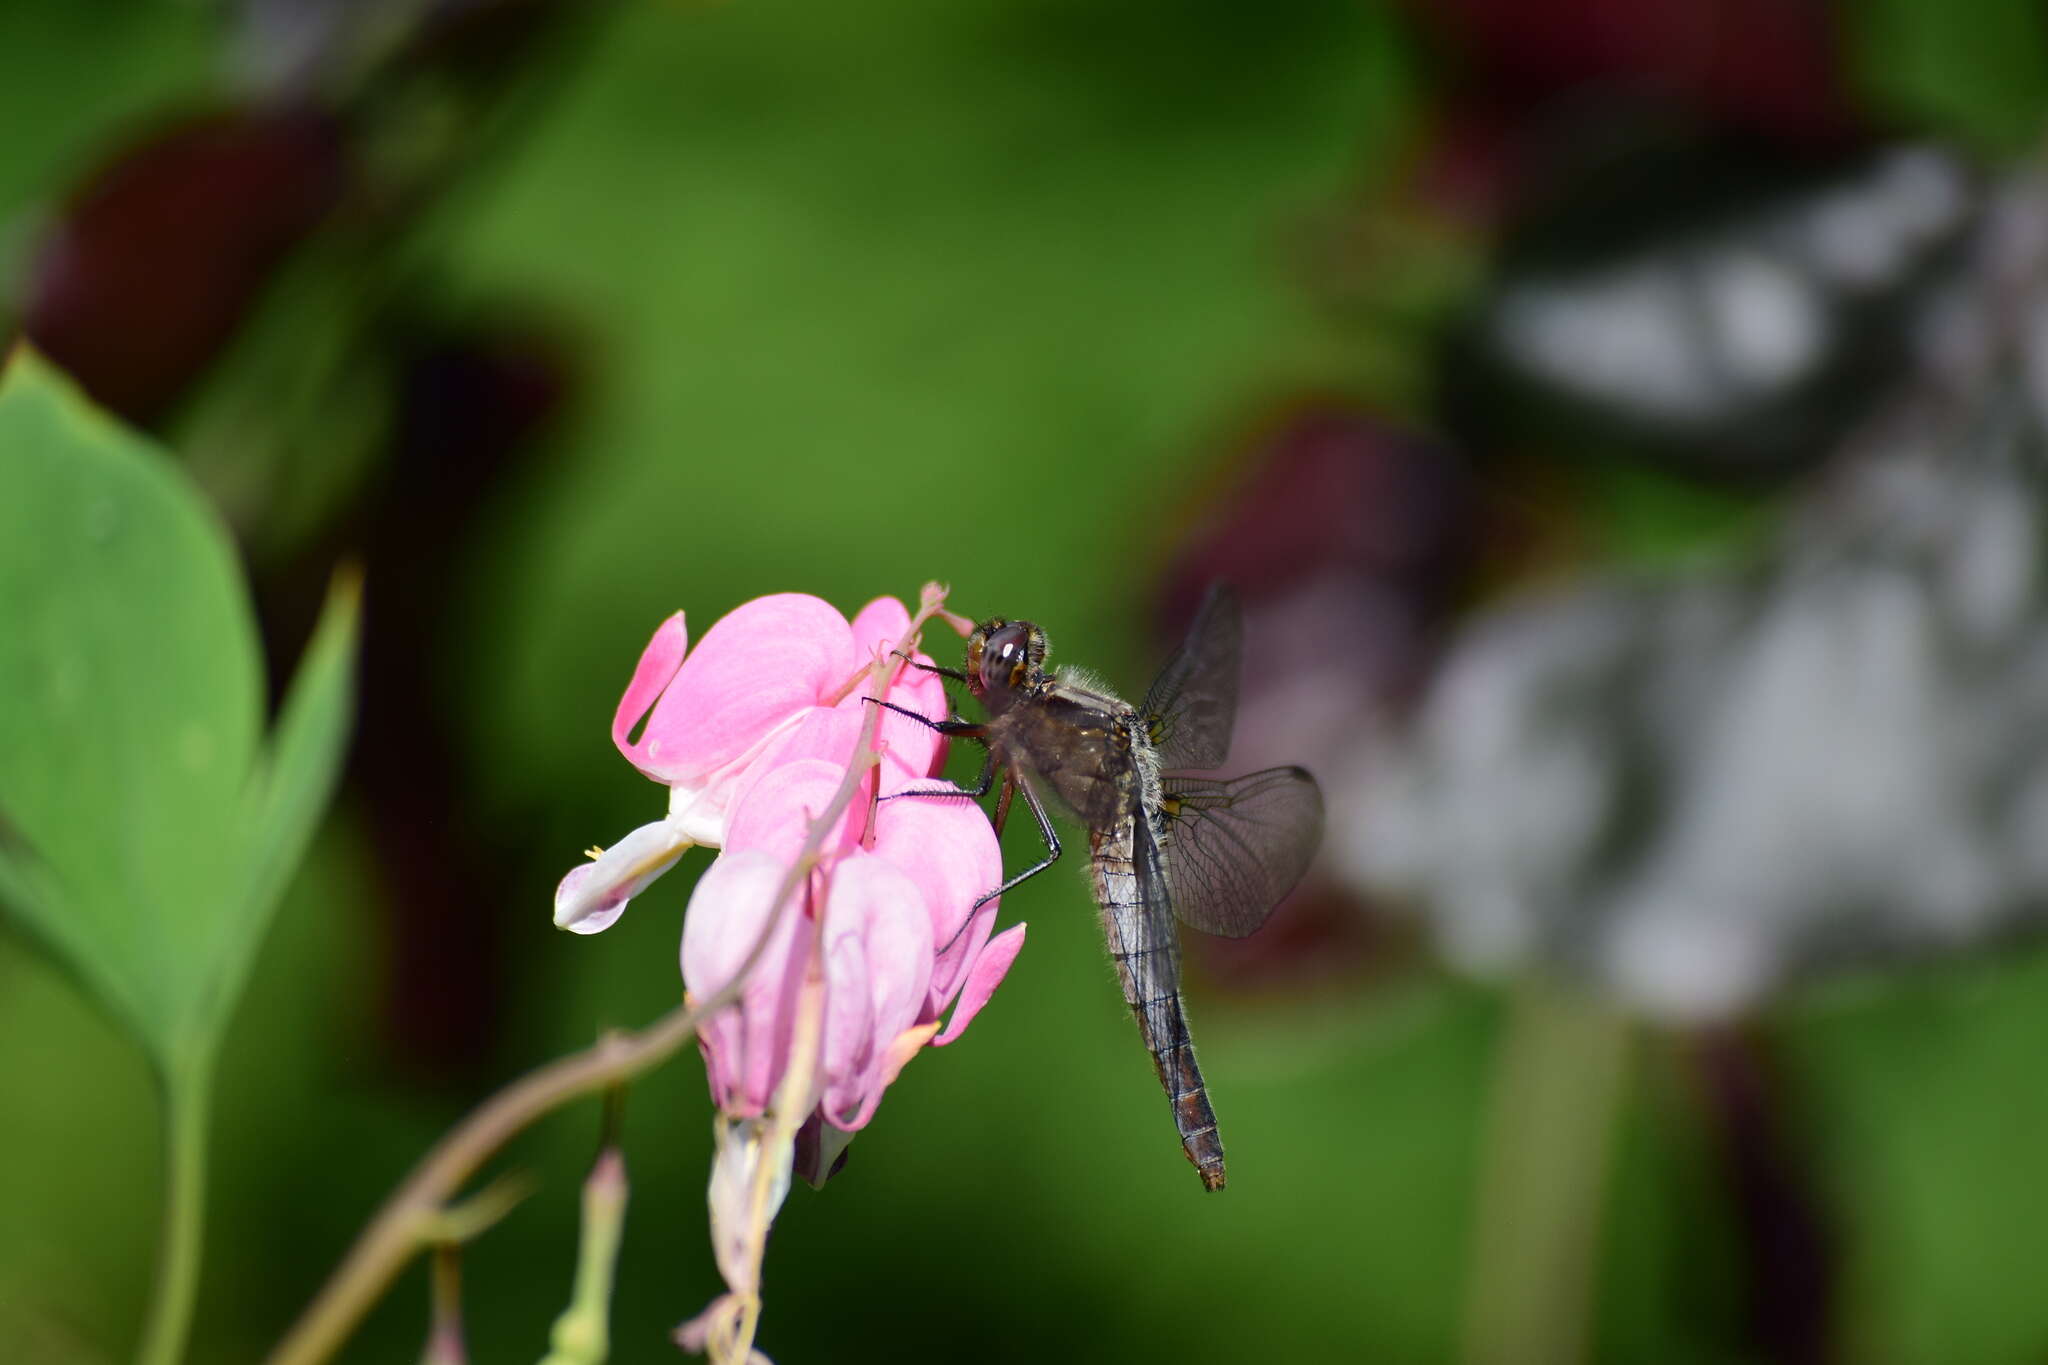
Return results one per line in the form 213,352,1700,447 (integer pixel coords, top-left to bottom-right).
1091,825,1229,1192
1123,990,1225,1191
1149,1027,1225,1192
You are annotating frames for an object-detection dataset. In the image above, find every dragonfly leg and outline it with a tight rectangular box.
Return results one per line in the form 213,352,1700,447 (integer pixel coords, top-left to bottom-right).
932,774,1060,957
883,747,997,804
992,772,1016,837
892,649,969,684
971,776,1060,910
865,698,994,803
862,697,984,739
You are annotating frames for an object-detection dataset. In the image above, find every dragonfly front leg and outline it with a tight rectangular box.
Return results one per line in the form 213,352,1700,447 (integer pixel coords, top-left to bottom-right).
864,698,995,802
891,649,970,685
864,697,983,741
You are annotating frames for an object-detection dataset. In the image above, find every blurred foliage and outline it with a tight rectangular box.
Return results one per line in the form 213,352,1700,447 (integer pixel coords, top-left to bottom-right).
2,2,2048,1364
1847,0,2048,152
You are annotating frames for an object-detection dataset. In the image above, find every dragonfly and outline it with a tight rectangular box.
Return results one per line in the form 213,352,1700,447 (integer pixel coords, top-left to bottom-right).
883,585,1323,1191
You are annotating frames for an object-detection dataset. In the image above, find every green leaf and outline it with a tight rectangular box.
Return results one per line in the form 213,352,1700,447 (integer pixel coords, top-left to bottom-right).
0,346,359,1070
206,568,363,1045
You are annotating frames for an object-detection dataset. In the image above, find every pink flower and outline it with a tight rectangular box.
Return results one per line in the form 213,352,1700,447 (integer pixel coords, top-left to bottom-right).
554,593,951,934
567,586,1024,1362
557,586,1025,1126
681,756,1026,1130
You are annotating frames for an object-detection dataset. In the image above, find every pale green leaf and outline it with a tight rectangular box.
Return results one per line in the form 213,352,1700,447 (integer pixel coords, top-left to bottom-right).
0,347,357,1068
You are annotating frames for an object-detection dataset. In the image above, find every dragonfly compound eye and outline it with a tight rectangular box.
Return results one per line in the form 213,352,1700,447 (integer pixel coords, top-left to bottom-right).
979,622,1034,695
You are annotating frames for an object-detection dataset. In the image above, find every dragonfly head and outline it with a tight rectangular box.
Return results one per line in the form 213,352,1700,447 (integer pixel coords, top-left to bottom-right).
964,618,1047,711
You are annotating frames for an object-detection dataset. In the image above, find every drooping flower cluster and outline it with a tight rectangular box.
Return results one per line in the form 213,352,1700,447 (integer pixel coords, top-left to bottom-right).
556,587,1025,1361
555,588,1025,1130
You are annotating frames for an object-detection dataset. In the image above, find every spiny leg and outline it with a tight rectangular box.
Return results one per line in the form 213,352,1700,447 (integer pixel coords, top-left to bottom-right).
884,747,996,803
892,649,969,685
863,697,982,740
863,698,993,802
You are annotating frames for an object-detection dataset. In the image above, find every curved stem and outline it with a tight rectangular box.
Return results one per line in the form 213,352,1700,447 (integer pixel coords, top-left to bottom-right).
265,999,703,1365
138,1060,212,1365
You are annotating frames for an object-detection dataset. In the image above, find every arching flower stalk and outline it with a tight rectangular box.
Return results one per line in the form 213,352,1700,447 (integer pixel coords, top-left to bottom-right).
557,583,1023,1364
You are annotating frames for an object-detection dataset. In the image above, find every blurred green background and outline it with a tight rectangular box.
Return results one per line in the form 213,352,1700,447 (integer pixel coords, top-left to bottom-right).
4,1,2048,1362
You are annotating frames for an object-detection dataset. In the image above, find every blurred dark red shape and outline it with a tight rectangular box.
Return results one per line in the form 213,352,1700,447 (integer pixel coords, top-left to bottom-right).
1410,0,1855,147
23,106,348,423
1161,402,1472,648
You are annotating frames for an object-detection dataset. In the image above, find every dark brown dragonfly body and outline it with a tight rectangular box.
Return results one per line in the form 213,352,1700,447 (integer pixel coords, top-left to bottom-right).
892,587,1322,1191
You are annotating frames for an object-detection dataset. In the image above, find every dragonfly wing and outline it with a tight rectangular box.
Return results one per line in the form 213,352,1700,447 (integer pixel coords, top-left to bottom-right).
1141,584,1242,772
1158,766,1324,938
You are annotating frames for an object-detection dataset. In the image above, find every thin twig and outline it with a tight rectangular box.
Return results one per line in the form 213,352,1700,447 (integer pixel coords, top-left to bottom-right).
419,1242,465,1365
264,586,960,1365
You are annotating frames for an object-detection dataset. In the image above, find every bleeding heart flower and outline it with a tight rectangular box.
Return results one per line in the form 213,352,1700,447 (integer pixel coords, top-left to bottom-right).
553,593,951,933
680,757,1025,1129
558,584,1027,1363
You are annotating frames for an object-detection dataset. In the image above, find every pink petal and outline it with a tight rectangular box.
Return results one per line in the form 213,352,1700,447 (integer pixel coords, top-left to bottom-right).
819,921,877,1126
933,921,1026,1045
680,850,809,1116
724,757,865,864
818,851,934,1129
847,685,945,787
628,594,856,789
851,594,953,778
848,596,912,660
552,818,693,933
610,613,690,781
738,689,938,810
868,781,1003,1010
740,705,866,803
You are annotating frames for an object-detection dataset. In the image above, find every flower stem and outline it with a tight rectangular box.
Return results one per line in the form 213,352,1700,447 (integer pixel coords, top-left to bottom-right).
264,1001,701,1365
137,1058,212,1365
1460,981,1633,1365
538,1149,629,1365
419,1242,466,1365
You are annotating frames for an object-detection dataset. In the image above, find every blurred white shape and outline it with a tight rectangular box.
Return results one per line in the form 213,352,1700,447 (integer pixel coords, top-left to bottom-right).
1606,905,1772,1023
1704,252,1823,390
1340,166,2048,1019
1803,147,1969,289
1497,269,1722,421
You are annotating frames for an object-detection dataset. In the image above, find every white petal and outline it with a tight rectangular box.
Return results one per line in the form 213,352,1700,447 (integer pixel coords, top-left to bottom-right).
552,818,693,933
